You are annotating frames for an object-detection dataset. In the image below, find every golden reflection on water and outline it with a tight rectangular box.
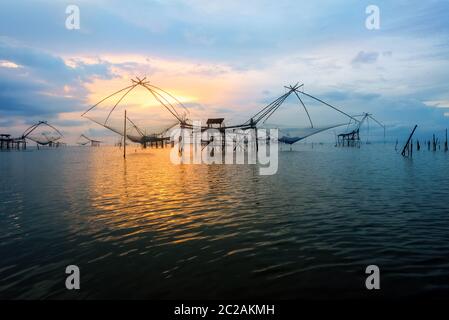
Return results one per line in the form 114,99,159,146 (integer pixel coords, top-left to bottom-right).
85,146,258,246
3,144,449,298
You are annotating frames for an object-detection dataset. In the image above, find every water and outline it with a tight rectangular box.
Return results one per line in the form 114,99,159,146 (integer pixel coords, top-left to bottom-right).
1,144,449,299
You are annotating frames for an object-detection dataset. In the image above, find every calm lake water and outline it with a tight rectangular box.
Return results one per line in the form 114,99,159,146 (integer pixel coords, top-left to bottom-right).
1,144,449,299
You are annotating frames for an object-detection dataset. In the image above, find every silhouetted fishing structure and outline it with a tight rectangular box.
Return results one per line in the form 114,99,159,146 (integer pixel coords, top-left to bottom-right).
261,84,356,149
77,134,102,147
277,124,347,146
0,134,26,150
337,112,385,147
83,78,362,155
128,116,177,148
240,83,360,149
82,77,187,151
2,121,64,150
21,121,63,147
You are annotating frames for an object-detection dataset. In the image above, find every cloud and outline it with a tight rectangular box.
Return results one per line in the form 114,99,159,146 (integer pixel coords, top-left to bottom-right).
0,38,116,120
0,59,21,68
351,51,379,65
424,100,449,109
1,0,449,142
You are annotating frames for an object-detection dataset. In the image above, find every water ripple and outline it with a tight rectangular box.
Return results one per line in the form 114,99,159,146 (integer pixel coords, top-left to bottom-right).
1,145,449,299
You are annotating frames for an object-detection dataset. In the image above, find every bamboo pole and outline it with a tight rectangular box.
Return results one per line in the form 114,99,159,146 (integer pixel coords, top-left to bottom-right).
401,125,417,157
444,129,448,152
124,110,127,159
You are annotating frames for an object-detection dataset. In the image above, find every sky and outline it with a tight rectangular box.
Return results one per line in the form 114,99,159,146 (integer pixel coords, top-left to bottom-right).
1,0,449,144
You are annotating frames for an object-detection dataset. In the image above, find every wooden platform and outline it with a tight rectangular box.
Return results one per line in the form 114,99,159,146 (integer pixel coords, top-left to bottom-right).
0,134,27,150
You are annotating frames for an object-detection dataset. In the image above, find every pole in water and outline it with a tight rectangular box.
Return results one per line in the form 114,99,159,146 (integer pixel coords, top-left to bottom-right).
401,125,417,157
444,129,448,151
124,109,127,159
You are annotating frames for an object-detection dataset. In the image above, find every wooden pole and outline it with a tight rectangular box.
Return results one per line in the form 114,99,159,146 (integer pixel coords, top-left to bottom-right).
124,110,127,159
401,125,417,157
444,129,448,152
255,127,258,152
